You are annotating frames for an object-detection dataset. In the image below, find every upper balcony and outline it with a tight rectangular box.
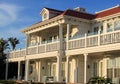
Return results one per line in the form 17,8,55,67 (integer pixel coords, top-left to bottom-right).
8,27,120,60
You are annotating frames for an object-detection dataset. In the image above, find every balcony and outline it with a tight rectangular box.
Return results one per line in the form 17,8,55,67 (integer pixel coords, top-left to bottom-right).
9,41,59,58
68,30,120,50
9,29,120,59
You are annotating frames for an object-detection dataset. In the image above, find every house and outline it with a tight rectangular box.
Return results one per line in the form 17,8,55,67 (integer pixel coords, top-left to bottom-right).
7,5,120,83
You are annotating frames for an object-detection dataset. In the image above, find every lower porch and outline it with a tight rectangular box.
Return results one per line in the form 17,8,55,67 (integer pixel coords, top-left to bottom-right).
6,50,120,84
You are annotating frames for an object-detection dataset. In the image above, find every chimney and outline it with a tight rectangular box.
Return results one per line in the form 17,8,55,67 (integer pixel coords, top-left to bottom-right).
74,7,86,13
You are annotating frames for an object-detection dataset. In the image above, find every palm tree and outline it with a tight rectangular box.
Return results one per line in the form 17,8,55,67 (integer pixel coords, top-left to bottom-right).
0,38,9,80
0,38,9,58
8,37,20,50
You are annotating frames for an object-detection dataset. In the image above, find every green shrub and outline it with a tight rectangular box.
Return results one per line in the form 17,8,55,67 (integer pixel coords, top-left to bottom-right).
87,76,112,84
0,80,16,84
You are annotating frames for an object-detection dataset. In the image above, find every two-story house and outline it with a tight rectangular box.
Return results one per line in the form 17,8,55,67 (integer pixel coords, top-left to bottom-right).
7,5,120,84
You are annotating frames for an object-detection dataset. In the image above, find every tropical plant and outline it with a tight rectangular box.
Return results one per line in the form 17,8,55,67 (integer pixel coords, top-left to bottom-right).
0,38,9,58
0,38,9,80
8,37,20,50
87,76,112,84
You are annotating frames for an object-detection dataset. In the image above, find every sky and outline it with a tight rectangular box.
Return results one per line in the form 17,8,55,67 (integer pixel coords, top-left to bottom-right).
0,0,120,49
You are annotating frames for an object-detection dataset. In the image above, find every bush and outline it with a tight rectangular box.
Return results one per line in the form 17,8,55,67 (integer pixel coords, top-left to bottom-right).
0,80,16,84
87,76,112,84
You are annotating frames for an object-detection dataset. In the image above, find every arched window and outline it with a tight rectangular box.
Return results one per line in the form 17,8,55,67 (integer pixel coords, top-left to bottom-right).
43,13,47,19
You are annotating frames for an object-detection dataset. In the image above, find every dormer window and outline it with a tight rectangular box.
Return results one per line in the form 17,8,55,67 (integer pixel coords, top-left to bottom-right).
40,7,62,21
43,13,47,20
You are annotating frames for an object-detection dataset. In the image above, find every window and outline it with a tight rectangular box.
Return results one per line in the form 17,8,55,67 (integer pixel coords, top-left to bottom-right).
47,63,51,76
29,65,33,74
51,64,56,77
107,58,120,78
62,63,65,81
94,27,99,35
41,38,46,44
93,62,98,77
48,36,52,43
107,59,113,78
44,13,47,19
100,25,103,33
100,62,103,77
114,20,120,31
94,27,99,33
107,22,113,32
53,35,57,42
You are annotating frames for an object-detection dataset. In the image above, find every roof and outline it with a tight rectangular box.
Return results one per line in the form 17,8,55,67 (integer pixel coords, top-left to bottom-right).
22,6,120,33
44,7,63,13
42,6,120,21
62,9,95,20
95,6,120,18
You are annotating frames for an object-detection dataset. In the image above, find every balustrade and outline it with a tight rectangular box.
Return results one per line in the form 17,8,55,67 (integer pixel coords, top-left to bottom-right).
9,30,120,58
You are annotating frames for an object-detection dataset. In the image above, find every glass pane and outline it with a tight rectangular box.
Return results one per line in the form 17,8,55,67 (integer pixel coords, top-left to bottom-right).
114,20,120,30
107,23,113,32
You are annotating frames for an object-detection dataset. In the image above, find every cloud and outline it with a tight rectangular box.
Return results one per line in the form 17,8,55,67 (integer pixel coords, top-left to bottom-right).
0,3,22,26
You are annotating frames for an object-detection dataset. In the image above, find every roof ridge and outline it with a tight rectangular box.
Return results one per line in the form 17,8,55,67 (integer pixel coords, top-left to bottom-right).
95,5,120,14
63,9,95,15
44,7,63,12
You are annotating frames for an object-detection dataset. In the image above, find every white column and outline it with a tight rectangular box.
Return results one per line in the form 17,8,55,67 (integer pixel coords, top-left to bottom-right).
26,34,30,47
98,29,101,46
59,24,63,50
56,24,63,82
18,61,21,80
66,56,69,82
39,36,41,45
38,60,41,82
84,54,88,84
85,33,87,48
103,21,107,33
5,55,9,80
66,24,70,50
25,60,29,81
76,57,79,83
37,43,39,54
57,56,62,82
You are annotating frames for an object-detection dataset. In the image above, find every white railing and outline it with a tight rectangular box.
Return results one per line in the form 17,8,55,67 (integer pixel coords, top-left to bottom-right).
68,30,120,50
68,37,85,49
9,30,120,58
8,49,26,58
46,41,59,52
9,41,59,58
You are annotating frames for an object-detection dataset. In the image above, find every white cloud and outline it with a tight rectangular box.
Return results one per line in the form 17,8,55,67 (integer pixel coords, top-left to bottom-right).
0,3,22,26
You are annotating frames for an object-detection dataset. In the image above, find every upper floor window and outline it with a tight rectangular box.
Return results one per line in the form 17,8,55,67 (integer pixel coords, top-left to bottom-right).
94,27,99,33
48,36,52,43
107,22,113,32
114,20,120,31
100,25,103,34
94,27,99,35
43,13,47,20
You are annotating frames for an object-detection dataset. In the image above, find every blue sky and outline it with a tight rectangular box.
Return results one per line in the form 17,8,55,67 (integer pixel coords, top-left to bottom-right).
0,0,120,49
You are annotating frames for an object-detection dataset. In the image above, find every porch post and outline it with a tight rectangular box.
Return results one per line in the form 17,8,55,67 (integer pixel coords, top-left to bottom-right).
18,61,21,80
66,24,70,50
84,53,88,84
25,59,29,81
66,56,69,82
56,23,63,82
57,56,62,82
59,24,63,50
5,54,9,80
38,60,41,82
